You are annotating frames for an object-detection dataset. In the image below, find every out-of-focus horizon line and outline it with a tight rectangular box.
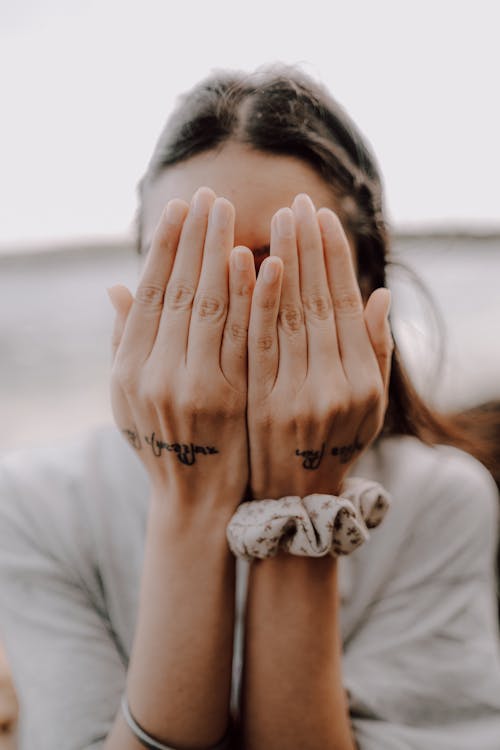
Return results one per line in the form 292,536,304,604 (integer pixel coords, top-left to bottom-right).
1,222,500,259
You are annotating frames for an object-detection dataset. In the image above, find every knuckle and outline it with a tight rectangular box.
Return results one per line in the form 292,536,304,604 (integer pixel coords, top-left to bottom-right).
180,389,233,421
143,378,170,408
365,385,383,409
290,404,305,426
228,321,248,344
353,382,382,410
193,292,227,323
135,283,165,308
291,401,312,428
334,289,362,316
304,398,340,425
312,398,339,422
278,303,304,333
302,291,332,320
180,397,203,420
165,282,195,311
253,410,273,431
253,333,274,352
328,390,351,419
233,280,253,298
177,389,205,419
257,293,276,311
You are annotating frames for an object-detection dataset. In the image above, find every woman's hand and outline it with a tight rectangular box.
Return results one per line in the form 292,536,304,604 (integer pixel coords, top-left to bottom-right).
247,193,392,501
107,188,256,510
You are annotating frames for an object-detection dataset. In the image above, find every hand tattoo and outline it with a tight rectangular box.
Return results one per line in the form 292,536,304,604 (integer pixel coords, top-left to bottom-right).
331,439,364,464
122,428,219,466
295,442,326,470
122,428,142,450
295,439,363,469
144,432,219,465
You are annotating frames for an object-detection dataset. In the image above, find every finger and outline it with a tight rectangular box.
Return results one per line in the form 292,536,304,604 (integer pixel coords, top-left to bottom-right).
317,207,378,376
220,246,255,390
108,287,140,447
117,199,189,365
364,288,393,398
187,196,235,369
248,256,284,399
292,194,338,375
354,289,393,455
107,284,134,362
155,187,215,362
269,208,307,386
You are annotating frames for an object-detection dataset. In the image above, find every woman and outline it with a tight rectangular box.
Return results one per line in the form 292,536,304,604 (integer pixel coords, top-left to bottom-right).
0,64,499,750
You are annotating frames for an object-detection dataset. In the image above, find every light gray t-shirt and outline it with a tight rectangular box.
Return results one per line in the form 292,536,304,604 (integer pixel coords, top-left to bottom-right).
0,426,499,749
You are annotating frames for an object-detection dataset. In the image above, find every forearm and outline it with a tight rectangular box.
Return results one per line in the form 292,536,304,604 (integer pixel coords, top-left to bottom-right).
241,553,356,750
104,490,236,749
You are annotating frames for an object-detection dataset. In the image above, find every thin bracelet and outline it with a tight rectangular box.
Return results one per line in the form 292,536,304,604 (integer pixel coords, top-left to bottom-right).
121,692,234,750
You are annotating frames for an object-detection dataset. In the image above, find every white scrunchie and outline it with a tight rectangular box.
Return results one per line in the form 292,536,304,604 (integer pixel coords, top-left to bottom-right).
226,477,391,560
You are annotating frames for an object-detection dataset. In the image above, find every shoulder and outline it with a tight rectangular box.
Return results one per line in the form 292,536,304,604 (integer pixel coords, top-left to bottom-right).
342,438,500,738
0,422,144,489
362,433,498,521
340,435,499,650
0,424,148,582
355,435,499,583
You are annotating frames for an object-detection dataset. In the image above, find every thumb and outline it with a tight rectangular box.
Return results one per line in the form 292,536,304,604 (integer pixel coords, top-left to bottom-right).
364,288,393,399
107,284,134,360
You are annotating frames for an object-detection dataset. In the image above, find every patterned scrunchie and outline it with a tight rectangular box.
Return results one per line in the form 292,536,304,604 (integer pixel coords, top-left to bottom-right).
226,477,391,560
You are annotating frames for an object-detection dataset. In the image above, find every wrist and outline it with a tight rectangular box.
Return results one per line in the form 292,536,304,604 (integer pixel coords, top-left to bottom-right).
147,488,236,549
252,479,345,502
256,549,338,581
249,553,340,621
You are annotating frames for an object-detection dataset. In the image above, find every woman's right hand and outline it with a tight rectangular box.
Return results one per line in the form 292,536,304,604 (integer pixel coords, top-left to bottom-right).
107,187,256,513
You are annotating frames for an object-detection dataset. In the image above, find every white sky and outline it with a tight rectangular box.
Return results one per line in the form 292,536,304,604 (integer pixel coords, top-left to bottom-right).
0,0,499,251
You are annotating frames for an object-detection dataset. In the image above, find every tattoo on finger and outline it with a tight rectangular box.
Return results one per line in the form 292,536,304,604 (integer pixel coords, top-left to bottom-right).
331,438,364,464
122,427,219,466
295,438,363,469
122,427,142,450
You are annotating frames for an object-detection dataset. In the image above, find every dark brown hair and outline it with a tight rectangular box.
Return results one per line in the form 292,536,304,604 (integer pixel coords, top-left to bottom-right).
134,63,495,473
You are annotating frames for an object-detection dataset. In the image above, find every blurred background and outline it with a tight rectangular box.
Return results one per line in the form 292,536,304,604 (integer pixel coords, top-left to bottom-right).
0,0,499,455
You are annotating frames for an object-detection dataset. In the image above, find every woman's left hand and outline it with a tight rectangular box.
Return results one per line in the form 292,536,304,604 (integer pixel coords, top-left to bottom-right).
247,193,393,501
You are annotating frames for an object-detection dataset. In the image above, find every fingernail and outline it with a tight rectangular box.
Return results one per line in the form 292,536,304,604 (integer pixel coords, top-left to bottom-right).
234,247,251,271
293,193,315,218
263,258,280,283
165,200,185,226
192,187,213,216
276,208,294,238
211,198,231,229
